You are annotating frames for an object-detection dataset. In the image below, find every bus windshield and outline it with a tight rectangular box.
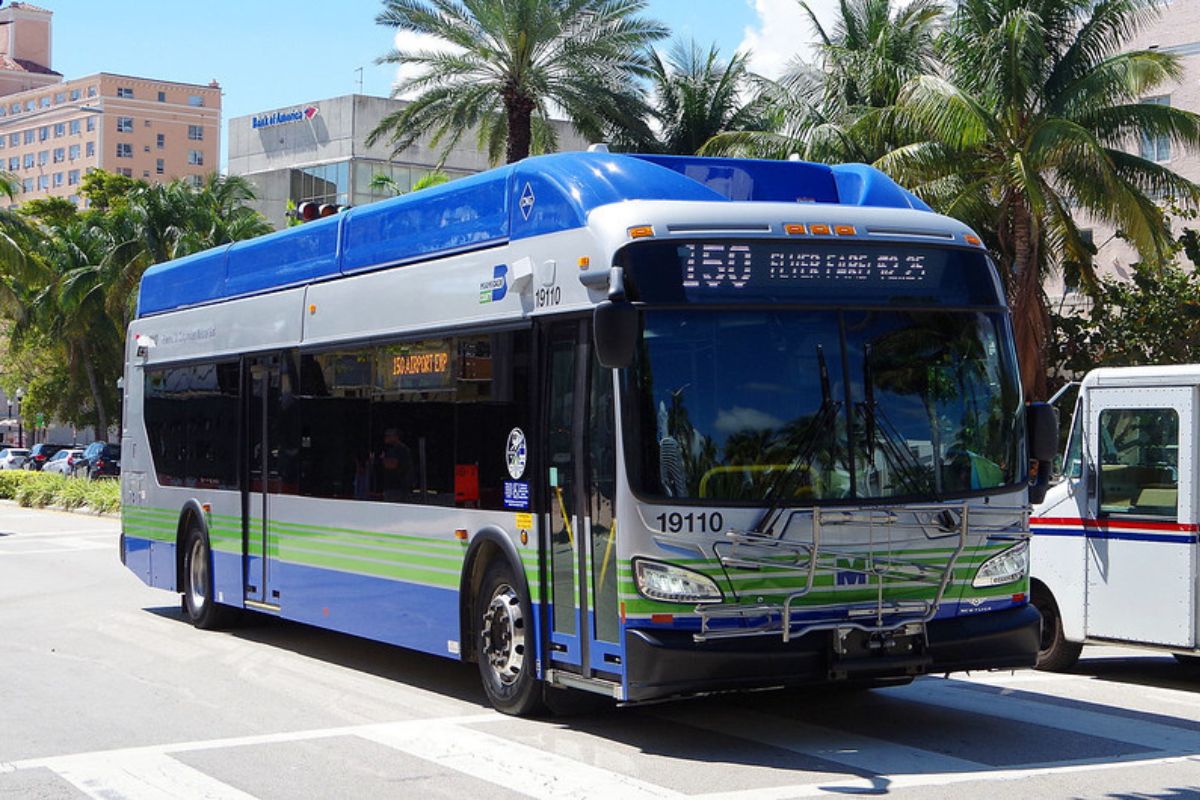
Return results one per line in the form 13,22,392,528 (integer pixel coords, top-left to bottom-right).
626,307,1022,504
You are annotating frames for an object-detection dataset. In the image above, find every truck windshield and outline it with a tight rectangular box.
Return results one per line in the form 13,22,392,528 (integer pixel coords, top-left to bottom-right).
625,307,1022,503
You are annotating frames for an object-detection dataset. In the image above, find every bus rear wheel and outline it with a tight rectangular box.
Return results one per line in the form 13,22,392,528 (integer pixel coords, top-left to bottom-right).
475,560,545,716
181,523,231,630
1032,588,1081,672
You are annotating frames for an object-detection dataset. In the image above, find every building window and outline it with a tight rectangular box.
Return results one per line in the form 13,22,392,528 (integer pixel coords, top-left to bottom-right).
116,87,131,99
22,154,34,169
157,90,166,102
24,100,34,111
36,151,47,166
188,149,204,166
7,157,17,171
86,117,96,133
21,178,31,193
86,141,95,157
52,172,63,187
156,158,164,175
117,116,134,133
52,147,64,163
188,95,204,107
143,145,150,153
54,92,64,104
116,143,133,158
187,125,204,141
36,175,47,190
69,120,80,135
119,167,133,177
9,103,18,114
0,138,5,150
69,89,80,101
38,126,48,141
1140,96,1171,162
23,130,33,145
53,123,64,137
68,144,80,160
190,175,203,187
68,169,80,186
6,134,15,147
39,97,49,108
156,133,165,149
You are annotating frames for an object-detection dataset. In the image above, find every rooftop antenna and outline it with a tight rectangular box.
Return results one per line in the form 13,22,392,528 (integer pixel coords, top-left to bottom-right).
355,66,364,96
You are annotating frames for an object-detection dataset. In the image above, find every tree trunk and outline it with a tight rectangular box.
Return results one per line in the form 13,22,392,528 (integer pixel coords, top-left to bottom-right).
504,87,536,164
1007,201,1049,401
80,341,109,440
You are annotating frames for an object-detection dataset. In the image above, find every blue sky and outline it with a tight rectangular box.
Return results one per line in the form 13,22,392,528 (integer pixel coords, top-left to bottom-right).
44,1,827,166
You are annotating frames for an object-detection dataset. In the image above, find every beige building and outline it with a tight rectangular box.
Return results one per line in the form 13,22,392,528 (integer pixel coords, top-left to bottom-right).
0,3,220,206
1051,0,1200,304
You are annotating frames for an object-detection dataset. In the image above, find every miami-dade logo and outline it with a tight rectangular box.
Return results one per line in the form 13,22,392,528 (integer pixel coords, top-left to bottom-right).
479,264,508,304
506,428,527,479
519,182,535,220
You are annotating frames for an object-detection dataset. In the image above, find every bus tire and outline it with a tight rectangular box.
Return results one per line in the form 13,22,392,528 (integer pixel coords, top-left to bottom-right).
181,522,230,630
1032,587,1081,671
475,560,545,716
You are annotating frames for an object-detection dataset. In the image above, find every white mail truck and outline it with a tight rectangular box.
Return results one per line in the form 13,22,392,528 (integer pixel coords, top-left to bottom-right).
1031,365,1200,669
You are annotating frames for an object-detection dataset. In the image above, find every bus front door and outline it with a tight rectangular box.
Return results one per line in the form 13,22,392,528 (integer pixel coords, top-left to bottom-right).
244,355,284,609
543,320,623,681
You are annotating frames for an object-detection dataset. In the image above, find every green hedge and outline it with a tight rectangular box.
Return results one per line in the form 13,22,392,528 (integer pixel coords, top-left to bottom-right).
0,470,120,514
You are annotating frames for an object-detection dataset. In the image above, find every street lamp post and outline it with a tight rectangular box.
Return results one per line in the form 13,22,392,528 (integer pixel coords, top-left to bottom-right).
15,388,23,448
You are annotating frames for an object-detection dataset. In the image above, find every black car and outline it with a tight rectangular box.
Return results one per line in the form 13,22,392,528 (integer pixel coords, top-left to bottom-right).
24,443,71,471
73,442,121,479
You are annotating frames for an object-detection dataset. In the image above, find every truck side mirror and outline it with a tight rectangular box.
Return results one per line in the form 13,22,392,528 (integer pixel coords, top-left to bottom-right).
1027,402,1058,463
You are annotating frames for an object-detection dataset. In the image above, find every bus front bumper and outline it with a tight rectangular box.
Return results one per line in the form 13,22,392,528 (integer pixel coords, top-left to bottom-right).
622,603,1040,702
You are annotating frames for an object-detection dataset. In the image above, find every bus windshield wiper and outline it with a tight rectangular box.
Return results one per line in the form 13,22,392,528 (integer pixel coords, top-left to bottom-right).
858,344,928,496
750,346,840,537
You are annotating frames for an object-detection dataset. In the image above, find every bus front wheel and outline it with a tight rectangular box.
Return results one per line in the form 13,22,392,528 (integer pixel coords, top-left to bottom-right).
475,560,545,716
1032,587,1081,671
181,522,231,630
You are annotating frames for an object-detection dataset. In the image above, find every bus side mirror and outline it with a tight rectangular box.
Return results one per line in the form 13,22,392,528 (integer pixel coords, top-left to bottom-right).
594,300,639,369
1027,402,1058,463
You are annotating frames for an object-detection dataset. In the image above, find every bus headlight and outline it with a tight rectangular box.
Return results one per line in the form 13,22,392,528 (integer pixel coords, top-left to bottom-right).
634,558,724,604
972,542,1029,588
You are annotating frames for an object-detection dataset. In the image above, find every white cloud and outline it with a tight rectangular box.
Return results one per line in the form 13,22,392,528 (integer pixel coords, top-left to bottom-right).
389,30,464,100
738,0,840,79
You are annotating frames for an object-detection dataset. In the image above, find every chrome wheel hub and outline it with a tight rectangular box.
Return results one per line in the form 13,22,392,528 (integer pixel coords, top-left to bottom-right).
188,537,208,612
481,584,525,685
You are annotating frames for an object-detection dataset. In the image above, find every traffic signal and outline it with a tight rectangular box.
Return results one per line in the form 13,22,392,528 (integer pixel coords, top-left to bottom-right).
294,201,350,223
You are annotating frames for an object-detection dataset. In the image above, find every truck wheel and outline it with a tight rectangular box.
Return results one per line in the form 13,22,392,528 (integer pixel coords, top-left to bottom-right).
1032,588,1081,671
181,522,231,630
475,560,545,716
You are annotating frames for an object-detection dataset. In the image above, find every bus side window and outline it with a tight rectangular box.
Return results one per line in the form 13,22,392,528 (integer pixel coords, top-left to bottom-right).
1097,408,1179,520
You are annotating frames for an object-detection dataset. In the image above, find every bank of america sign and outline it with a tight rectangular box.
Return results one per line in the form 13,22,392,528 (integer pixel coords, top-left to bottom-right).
252,106,319,129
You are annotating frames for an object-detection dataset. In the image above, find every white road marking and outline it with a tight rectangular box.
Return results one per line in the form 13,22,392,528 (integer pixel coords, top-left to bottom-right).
656,704,986,776
51,751,256,800
358,719,681,799
0,541,111,555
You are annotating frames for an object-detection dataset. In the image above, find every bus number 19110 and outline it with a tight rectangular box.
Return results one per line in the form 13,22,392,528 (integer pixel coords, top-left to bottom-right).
656,511,724,534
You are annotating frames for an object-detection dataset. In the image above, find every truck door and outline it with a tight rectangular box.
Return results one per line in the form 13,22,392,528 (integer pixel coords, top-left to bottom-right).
1084,387,1195,647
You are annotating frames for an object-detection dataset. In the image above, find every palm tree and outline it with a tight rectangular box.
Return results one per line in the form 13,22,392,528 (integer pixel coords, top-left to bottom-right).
879,0,1200,398
703,0,941,162
368,0,667,164
631,40,762,155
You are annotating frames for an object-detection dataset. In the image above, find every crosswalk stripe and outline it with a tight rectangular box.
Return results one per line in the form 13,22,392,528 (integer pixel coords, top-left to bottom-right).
51,751,257,800
357,719,681,799
898,678,1200,753
655,703,986,776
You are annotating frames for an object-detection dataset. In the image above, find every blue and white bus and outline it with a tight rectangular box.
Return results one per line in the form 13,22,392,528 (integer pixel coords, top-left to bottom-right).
120,152,1045,714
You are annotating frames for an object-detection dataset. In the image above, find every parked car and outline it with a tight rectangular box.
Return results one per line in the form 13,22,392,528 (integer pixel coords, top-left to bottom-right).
72,442,122,479
41,448,84,476
23,443,71,471
0,448,29,470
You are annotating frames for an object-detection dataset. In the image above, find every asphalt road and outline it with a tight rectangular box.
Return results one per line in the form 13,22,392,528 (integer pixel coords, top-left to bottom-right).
2,502,1199,799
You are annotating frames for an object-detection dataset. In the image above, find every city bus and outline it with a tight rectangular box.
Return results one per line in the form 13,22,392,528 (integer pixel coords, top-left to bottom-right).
119,151,1048,715
1032,365,1200,669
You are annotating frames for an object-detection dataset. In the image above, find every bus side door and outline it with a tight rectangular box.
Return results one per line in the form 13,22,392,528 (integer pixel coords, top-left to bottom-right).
1084,386,1195,647
244,354,288,608
542,319,622,679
